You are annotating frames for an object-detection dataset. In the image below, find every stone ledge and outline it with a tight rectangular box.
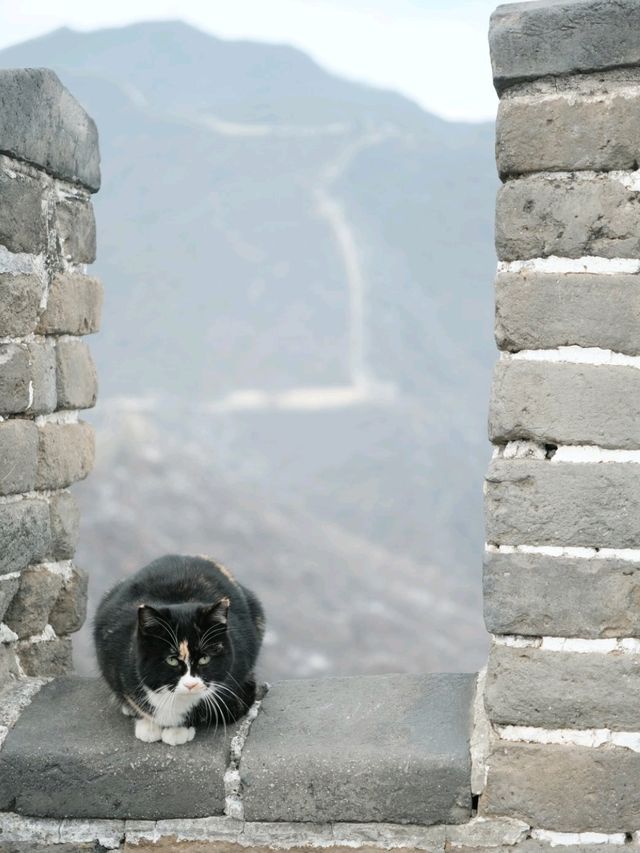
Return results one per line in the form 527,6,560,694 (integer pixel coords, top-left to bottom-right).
0,673,476,826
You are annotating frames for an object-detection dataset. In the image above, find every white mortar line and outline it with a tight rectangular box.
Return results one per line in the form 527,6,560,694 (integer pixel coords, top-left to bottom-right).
24,624,57,644
531,829,627,846
0,487,75,505
496,724,640,753
0,623,18,643
495,441,640,464
0,245,47,282
0,571,20,582
498,257,640,275
492,634,640,654
487,543,640,562
223,686,268,820
35,410,80,425
504,346,640,369
470,667,490,796
505,86,640,106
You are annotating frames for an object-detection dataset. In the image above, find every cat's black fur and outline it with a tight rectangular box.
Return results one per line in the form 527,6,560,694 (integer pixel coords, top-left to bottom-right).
94,555,264,731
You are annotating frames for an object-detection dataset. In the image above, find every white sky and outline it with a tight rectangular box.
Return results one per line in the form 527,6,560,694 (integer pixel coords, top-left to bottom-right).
0,0,502,122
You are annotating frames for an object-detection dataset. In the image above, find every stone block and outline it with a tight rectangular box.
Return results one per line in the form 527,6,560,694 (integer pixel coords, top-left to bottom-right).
48,491,80,560
489,359,640,449
4,566,64,639
0,645,21,682
0,68,100,190
0,676,236,819
485,458,640,548
0,500,50,575
480,739,640,831
484,550,640,638
0,679,46,728
496,173,640,261
495,270,640,356
49,564,88,635
486,644,640,730
17,636,72,677
0,344,31,414
0,167,46,255
490,0,640,94
0,420,38,495
27,340,56,415
36,422,95,490
0,273,44,337
0,574,20,622
55,340,98,410
54,195,96,264
242,673,475,824
37,273,103,335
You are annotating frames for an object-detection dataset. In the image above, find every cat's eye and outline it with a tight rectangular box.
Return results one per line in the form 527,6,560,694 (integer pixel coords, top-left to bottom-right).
198,655,211,665
165,656,179,666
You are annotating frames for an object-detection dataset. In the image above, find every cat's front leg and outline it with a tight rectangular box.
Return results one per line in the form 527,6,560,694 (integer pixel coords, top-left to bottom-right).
135,718,162,742
161,725,196,746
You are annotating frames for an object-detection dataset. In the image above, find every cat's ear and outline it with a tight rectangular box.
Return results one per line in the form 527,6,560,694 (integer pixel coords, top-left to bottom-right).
198,597,230,626
137,604,165,635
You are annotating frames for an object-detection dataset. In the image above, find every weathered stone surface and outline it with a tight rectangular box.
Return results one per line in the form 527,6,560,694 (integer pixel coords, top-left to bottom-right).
490,0,640,94
0,273,43,337
0,679,46,728
0,420,38,495
36,422,95,490
55,340,98,410
452,843,640,853
495,270,640,356
0,344,31,414
0,676,235,819
0,500,50,575
0,167,46,254
16,636,72,677
4,566,64,639
446,817,528,848
48,564,88,635
481,739,640,831
496,173,640,261
37,273,103,335
486,644,640,730
54,195,96,264
0,574,20,622
48,491,80,560
0,68,100,190
27,340,56,415
485,458,640,548
0,645,20,682
484,550,640,638
489,359,640,448
242,673,475,824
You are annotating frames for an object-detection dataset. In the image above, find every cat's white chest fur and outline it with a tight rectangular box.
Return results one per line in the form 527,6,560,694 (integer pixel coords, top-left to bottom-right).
145,687,203,727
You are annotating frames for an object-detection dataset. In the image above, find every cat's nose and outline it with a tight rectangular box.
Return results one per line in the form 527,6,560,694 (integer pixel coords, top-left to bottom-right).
183,677,201,691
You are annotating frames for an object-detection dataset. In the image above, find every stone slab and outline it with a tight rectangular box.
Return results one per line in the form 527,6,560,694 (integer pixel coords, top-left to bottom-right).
484,550,640,638
48,491,80,560
4,565,63,639
48,563,88,635
495,270,640,356
489,359,640,448
55,339,98,410
0,273,43,337
0,676,236,819
496,173,640,261
490,0,640,94
27,340,57,415
54,194,96,264
0,499,50,575
0,69,100,190
241,673,475,825
0,420,38,496
481,739,640,831
486,644,640,730
0,167,46,255
36,422,95,490
37,273,103,335
17,636,72,678
485,458,640,548
0,344,31,414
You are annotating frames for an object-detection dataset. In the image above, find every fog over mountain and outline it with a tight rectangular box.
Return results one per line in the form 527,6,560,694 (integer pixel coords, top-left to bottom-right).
0,23,497,678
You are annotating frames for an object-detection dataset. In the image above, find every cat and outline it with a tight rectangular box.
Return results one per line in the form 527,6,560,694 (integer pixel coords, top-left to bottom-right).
94,554,264,746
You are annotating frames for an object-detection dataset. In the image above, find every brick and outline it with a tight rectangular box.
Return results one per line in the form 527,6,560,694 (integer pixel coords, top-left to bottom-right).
0,167,46,254
49,564,88,634
486,644,640,731
496,173,640,261
0,500,50,574
489,359,640,449
56,339,98,410
4,565,64,639
485,458,640,548
481,740,640,832
0,343,31,414
36,422,95,490
0,573,20,622
0,68,100,191
27,339,56,415
37,273,102,335
484,550,640,638
490,0,640,94
0,419,38,495
48,490,80,560
0,273,44,337
17,635,72,677
495,270,640,356
54,195,96,264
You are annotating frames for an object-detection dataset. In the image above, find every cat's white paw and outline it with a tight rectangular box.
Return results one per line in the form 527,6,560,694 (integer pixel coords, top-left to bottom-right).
161,726,196,746
135,718,162,742
121,702,135,716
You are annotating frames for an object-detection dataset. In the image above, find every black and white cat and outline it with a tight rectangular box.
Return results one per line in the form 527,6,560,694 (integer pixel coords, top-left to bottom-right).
94,554,264,746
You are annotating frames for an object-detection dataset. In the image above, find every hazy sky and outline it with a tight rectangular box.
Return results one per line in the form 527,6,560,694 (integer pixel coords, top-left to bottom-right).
0,0,502,122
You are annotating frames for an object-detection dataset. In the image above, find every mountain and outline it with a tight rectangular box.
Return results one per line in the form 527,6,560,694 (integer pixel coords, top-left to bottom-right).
0,22,497,675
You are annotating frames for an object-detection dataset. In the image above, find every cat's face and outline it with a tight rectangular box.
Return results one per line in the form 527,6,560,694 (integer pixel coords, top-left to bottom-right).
136,598,230,702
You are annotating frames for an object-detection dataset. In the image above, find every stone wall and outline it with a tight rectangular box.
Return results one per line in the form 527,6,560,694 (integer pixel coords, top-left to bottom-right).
481,0,640,836
0,68,100,688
